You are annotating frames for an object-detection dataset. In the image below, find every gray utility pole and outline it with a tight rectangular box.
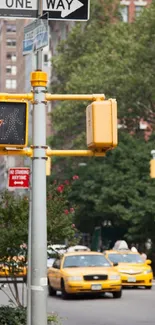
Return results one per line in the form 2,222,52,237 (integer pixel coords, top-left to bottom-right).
30,0,47,324
27,163,32,325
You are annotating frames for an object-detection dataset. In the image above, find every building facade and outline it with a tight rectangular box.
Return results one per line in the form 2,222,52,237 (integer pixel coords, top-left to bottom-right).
120,0,152,22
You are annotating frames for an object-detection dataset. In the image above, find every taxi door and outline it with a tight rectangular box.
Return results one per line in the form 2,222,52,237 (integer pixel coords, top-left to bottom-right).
49,258,61,290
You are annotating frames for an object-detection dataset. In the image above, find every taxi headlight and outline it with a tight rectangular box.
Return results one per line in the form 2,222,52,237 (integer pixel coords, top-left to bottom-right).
109,274,121,280
67,276,83,282
144,270,152,274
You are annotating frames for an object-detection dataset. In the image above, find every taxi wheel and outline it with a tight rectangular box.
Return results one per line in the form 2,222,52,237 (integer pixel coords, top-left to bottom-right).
145,286,152,290
48,281,56,296
61,279,70,300
112,290,122,299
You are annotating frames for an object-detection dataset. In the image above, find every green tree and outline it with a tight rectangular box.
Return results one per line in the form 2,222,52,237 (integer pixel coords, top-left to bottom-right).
47,0,155,250
50,0,123,150
0,184,80,306
50,1,155,152
47,178,80,245
68,132,155,247
0,191,28,306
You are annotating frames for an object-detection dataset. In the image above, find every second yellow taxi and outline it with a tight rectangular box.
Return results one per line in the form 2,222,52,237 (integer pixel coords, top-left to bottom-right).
104,249,153,289
48,251,122,299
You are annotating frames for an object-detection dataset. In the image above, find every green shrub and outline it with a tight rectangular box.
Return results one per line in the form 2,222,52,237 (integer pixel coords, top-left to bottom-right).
0,306,61,325
0,306,26,325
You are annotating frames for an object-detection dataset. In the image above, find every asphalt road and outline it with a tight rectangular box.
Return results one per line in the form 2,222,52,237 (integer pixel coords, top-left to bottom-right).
0,285,155,325
47,287,155,325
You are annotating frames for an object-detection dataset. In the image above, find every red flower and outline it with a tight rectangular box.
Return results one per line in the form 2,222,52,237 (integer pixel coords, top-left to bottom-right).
72,175,79,180
64,180,70,185
70,207,74,213
64,209,69,215
57,184,64,193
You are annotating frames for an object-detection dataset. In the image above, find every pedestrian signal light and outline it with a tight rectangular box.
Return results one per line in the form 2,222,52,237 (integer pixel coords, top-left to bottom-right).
0,101,28,148
150,159,155,178
46,157,51,176
86,99,117,151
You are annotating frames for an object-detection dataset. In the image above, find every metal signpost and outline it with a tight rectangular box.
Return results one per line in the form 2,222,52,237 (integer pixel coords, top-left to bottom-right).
0,0,90,20
8,167,30,188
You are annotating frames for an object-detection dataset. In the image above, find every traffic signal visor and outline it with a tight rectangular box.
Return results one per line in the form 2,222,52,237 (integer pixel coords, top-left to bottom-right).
86,99,117,151
150,159,155,178
0,100,28,148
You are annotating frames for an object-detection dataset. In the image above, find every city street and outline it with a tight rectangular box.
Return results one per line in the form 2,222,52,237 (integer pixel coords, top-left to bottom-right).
0,284,155,325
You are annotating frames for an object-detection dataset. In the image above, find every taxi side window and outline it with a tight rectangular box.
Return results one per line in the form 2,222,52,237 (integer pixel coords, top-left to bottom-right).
53,258,61,269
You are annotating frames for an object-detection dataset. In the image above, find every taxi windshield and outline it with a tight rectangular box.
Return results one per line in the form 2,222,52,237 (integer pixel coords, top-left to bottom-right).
63,254,111,268
108,253,143,264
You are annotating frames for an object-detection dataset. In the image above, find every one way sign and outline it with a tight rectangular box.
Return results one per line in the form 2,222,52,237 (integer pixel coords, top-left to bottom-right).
0,0,90,21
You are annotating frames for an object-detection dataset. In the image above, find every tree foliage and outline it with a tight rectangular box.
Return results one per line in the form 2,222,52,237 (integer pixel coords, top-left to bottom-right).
50,0,155,151
0,184,80,306
48,0,155,249
47,177,80,245
68,132,155,247
0,191,28,259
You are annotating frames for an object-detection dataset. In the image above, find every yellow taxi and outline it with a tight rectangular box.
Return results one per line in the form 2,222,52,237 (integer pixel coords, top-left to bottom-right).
104,250,153,289
48,251,122,299
0,256,27,280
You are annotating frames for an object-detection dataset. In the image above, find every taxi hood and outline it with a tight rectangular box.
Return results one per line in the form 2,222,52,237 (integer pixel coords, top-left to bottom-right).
115,263,151,272
63,266,118,276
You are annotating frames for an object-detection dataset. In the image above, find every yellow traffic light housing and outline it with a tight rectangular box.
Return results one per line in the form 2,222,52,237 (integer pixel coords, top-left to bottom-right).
150,159,155,178
86,99,117,151
0,100,28,148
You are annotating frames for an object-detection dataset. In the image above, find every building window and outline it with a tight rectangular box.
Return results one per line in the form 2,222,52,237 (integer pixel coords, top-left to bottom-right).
120,5,129,22
6,66,16,75
6,24,16,32
6,66,11,74
6,53,16,61
6,79,17,89
6,39,16,47
12,66,16,75
135,6,144,17
44,54,48,65
12,54,16,62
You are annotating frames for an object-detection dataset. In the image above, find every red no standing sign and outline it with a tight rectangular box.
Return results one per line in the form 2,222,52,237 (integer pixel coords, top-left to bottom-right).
8,168,30,188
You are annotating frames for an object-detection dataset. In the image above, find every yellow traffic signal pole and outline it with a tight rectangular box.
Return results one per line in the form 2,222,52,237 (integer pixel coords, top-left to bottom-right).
0,93,33,101
46,93,105,101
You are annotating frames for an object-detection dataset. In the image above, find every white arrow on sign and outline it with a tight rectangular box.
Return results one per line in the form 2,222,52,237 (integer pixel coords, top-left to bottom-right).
14,181,24,185
44,0,84,18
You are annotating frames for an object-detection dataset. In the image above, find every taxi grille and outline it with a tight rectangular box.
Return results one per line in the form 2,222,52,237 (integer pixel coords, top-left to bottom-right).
84,274,108,281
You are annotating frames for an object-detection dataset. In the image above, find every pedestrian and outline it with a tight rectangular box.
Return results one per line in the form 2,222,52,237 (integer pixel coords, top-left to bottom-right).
141,252,147,262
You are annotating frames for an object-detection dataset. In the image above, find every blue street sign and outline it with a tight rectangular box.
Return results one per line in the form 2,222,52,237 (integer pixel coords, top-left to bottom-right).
23,13,49,56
